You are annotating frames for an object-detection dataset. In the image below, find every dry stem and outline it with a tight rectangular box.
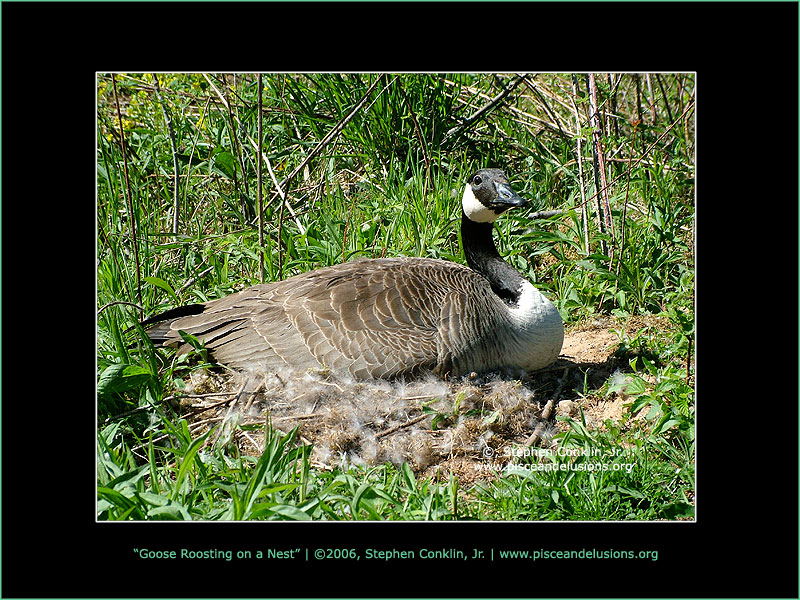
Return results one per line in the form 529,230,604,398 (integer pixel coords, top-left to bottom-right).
524,367,569,447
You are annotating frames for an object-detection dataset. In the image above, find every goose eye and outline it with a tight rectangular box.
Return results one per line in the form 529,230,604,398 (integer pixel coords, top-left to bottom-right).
473,175,482,185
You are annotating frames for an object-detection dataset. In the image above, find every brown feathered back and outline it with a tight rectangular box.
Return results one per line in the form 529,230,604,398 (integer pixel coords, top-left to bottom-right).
147,257,509,379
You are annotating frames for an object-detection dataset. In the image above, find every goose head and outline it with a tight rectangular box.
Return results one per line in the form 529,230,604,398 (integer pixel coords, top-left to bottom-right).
461,168,528,223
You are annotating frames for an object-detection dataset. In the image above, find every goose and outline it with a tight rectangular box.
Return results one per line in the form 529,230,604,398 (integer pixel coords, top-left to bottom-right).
141,169,564,379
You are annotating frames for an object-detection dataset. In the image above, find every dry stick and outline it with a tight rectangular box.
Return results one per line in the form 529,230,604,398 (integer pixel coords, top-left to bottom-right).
616,122,639,278
266,413,324,422
655,74,674,124
111,75,143,317
151,74,180,237
375,413,429,440
105,390,238,426
257,74,264,283
608,74,620,139
341,171,358,263
587,74,614,265
634,74,644,124
177,265,215,294
97,300,145,315
610,122,639,305
521,76,571,146
130,389,242,453
242,381,265,415
645,73,657,124
566,95,695,224
270,75,386,276
217,379,249,440
570,76,591,256
229,76,250,211
277,178,286,276
272,74,387,202
182,391,245,419
445,76,576,138
524,367,570,447
246,135,307,236
528,209,565,220
684,78,696,162
443,74,526,144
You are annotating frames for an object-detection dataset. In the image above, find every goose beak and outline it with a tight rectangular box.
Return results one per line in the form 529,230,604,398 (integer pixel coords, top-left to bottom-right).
491,182,529,210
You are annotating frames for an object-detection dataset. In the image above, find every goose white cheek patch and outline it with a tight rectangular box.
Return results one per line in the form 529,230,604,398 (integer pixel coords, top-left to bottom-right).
462,185,499,223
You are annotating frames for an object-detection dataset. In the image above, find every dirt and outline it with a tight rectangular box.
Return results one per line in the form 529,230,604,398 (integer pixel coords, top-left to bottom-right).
176,314,675,484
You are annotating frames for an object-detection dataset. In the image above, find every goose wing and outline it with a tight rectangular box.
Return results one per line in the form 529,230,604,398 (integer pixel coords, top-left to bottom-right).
156,258,489,378
272,258,450,378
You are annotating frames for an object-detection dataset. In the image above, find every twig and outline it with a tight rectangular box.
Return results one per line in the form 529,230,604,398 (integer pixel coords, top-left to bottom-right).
524,367,569,447
244,135,307,236
181,392,244,418
655,74,674,124
564,93,695,221
242,381,265,415
528,209,565,220
248,413,323,423
176,265,215,294
97,300,145,316
273,74,386,201
443,74,526,144
570,75,591,256
174,391,242,399
223,380,249,419
375,413,429,439
260,75,386,275
587,74,614,263
520,76,571,145
634,74,643,125
182,96,211,224
277,175,286,276
645,74,657,124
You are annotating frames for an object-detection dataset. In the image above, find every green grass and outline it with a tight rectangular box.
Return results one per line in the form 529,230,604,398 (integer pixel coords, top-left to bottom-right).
97,73,695,520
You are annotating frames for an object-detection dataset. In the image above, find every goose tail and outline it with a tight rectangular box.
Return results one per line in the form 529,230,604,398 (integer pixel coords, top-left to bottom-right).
137,304,206,346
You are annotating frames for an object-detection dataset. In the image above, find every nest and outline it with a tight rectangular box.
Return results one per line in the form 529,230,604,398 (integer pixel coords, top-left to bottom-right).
169,319,645,482
177,366,569,481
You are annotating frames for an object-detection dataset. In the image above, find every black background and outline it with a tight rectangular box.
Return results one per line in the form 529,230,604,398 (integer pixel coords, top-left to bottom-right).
2,2,797,598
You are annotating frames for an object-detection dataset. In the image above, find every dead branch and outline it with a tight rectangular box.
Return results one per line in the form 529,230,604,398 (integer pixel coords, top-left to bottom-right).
587,74,615,263
443,75,526,144
375,413,429,439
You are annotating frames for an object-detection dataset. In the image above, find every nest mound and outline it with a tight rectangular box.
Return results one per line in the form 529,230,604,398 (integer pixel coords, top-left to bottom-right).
176,317,659,481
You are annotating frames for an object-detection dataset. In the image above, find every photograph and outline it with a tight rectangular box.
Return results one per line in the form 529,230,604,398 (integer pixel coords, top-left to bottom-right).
97,72,696,523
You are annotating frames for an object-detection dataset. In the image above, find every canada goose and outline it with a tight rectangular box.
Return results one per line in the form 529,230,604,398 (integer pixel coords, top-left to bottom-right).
142,169,564,379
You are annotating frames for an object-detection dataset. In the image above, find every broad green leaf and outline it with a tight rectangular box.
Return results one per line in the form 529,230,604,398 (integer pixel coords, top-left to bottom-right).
143,276,178,304
97,364,153,397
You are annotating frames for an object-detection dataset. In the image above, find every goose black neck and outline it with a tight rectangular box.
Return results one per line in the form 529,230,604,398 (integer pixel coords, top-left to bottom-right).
461,212,526,305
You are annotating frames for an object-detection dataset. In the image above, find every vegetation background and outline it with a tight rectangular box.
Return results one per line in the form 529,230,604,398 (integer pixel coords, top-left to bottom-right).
97,73,695,521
